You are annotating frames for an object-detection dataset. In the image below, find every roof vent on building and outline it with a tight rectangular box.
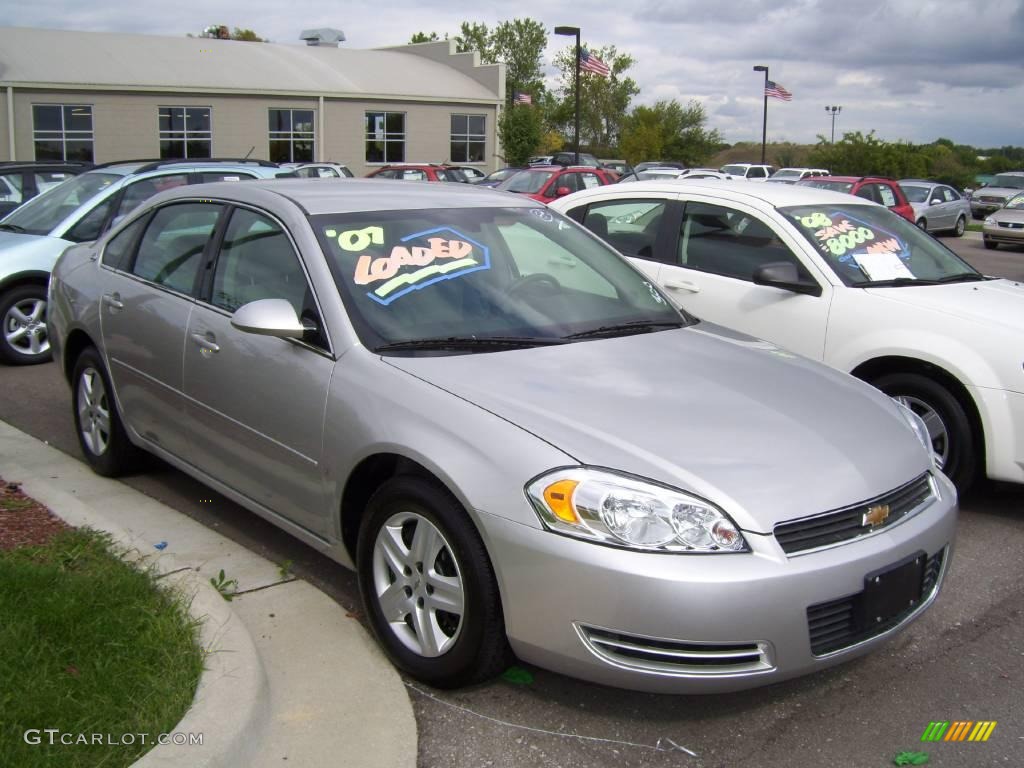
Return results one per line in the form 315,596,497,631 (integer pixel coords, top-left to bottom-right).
300,28,346,47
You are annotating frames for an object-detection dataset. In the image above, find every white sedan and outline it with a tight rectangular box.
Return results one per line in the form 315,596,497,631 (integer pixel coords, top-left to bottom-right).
551,180,1024,491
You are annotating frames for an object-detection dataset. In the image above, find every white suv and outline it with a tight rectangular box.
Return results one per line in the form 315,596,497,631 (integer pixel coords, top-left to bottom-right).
720,163,776,181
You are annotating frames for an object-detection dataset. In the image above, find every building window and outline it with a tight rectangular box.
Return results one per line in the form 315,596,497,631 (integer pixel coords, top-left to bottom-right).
159,107,213,159
33,105,94,162
450,114,485,163
365,112,405,164
269,109,315,163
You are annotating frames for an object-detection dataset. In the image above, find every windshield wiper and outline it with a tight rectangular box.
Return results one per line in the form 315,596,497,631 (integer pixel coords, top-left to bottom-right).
375,336,567,352
934,273,988,283
0,223,27,233
857,278,940,288
563,320,685,339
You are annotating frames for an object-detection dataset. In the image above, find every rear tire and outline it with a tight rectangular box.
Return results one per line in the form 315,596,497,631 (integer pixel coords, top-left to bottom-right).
871,372,977,493
0,284,52,365
71,347,141,477
952,215,966,237
357,476,510,688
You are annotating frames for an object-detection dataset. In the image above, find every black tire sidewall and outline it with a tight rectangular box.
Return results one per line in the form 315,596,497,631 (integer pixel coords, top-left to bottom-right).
356,476,508,688
871,372,976,492
0,284,52,365
71,347,137,477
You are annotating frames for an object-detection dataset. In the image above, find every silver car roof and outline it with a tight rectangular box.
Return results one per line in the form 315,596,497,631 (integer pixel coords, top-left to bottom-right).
561,179,871,208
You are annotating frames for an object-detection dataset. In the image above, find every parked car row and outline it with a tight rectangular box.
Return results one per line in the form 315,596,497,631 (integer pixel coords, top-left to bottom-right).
47,176,957,696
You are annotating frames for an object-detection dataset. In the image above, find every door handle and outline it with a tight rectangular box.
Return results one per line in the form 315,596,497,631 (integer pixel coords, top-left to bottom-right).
102,292,124,310
190,332,220,354
663,280,702,294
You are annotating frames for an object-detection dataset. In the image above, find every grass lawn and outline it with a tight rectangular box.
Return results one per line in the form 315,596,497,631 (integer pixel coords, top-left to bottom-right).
0,522,204,767
966,222,983,232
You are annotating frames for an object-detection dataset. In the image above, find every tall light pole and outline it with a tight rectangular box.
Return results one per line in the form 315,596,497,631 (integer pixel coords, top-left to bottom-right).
753,65,768,165
825,105,842,143
555,26,581,165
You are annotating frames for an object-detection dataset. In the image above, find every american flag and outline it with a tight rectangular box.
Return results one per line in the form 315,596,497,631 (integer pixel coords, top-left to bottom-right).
580,49,610,77
513,92,533,105
765,80,793,101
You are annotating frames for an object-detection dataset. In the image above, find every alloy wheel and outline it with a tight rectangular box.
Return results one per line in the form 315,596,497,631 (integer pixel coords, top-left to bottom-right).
893,394,948,470
77,367,112,456
3,296,48,358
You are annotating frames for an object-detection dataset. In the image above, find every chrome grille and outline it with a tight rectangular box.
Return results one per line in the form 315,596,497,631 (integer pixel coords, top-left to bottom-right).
774,474,933,555
807,548,945,656
577,625,772,675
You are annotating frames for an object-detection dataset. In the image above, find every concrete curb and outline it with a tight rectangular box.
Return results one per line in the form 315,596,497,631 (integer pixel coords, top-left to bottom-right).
0,439,270,768
0,420,418,767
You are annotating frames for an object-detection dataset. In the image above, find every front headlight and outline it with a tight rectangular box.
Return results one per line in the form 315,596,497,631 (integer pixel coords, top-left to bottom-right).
526,468,748,553
895,400,938,468
984,217,995,225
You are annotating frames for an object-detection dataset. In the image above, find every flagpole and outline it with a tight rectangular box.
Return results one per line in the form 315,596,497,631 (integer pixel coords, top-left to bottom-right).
555,26,581,165
754,65,768,165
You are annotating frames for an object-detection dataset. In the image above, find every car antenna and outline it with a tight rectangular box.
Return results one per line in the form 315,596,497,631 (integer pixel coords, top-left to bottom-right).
243,146,255,159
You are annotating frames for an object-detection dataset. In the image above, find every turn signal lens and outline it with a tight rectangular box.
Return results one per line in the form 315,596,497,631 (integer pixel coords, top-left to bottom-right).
543,479,580,523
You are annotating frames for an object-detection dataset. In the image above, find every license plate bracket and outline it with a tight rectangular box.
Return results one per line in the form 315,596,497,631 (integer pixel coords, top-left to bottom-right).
861,551,926,627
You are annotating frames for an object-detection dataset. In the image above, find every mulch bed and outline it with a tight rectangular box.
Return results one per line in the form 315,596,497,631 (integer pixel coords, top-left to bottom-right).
0,477,70,551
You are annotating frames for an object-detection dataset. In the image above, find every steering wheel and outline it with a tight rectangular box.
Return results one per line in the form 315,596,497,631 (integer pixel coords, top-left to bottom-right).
507,273,561,297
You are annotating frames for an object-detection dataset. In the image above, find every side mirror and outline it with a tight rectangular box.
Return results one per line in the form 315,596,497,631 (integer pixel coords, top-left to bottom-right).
929,198,942,206
555,186,572,197
752,262,822,296
230,298,305,338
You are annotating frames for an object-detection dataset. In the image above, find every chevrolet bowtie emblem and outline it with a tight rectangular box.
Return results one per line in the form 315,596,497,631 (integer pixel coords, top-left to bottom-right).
863,503,891,527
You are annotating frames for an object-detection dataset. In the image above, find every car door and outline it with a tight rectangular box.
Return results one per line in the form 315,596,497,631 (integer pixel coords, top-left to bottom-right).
938,186,961,229
100,201,223,457
657,198,833,359
182,205,334,536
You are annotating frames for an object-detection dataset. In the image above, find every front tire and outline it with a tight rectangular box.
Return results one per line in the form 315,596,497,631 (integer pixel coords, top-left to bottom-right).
983,238,997,250
916,218,927,231
357,476,510,688
71,347,141,477
871,372,977,492
0,284,52,365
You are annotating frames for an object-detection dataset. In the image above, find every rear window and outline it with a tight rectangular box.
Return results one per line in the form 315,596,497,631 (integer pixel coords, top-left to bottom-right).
803,179,855,194
500,171,554,195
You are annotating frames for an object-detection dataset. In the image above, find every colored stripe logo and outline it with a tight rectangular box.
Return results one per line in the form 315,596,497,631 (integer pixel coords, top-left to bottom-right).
921,721,996,742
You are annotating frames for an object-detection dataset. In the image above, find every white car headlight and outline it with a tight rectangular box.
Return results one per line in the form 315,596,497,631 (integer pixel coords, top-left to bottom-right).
895,400,938,468
526,468,747,553
984,217,995,225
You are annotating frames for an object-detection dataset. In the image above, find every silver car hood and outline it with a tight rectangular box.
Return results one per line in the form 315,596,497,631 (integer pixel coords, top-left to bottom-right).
386,324,930,533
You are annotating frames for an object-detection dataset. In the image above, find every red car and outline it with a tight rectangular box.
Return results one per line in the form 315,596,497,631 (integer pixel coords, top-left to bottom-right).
797,176,915,222
495,165,616,203
366,164,470,183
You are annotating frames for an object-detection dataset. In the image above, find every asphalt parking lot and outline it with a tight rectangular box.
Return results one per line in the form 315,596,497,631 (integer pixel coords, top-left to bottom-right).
1,235,1021,768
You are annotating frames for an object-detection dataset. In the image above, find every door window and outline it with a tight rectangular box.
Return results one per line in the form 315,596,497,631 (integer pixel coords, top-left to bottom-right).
677,202,811,282
877,185,898,208
581,199,667,259
0,173,24,203
114,173,190,222
102,216,149,271
132,203,221,294
211,208,312,321
942,187,960,203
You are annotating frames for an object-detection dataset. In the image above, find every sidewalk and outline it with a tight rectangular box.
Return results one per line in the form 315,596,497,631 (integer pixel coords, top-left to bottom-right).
0,420,417,768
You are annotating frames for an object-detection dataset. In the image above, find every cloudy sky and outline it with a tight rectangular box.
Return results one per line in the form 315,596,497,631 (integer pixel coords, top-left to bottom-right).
4,0,1023,147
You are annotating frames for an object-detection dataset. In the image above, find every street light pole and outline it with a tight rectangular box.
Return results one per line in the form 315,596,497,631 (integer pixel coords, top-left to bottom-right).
555,26,581,165
825,105,842,143
753,65,768,165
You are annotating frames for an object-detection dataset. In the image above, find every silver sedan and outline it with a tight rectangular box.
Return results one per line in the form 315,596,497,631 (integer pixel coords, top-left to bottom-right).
899,180,971,236
48,179,956,693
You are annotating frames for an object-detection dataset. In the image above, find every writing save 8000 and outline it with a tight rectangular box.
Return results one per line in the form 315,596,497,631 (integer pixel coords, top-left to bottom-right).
800,212,876,257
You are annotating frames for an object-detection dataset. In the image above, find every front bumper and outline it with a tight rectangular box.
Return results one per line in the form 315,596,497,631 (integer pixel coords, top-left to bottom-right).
478,472,957,693
972,200,1007,217
973,385,1024,483
982,223,1024,246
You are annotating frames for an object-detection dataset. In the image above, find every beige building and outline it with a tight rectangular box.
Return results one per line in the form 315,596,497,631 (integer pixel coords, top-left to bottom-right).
0,27,504,175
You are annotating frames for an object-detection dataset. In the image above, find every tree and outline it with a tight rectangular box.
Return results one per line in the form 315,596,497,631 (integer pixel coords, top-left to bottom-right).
231,28,266,42
619,101,722,165
196,25,267,42
409,31,445,43
490,19,547,106
498,105,543,166
551,44,639,151
455,22,491,58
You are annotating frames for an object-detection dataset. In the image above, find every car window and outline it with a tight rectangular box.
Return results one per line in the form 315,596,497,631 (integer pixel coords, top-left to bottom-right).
101,215,149,271
942,187,960,203
782,204,980,285
64,196,117,243
211,208,312,321
198,171,255,183
401,170,427,181
749,167,767,179
114,173,190,222
34,171,73,195
500,171,555,195
854,184,881,204
2,172,119,236
579,173,602,190
877,185,898,208
582,199,667,259
372,170,396,179
0,173,24,203
314,207,683,350
677,202,811,282
317,167,339,178
901,185,930,203
132,203,221,294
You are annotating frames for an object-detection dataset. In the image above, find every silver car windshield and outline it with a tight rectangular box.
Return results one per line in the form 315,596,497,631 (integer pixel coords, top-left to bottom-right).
780,204,982,287
992,175,1024,189
314,207,688,352
1,172,119,235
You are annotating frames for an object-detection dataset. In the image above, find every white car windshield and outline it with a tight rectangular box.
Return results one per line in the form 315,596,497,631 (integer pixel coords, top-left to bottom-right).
781,204,983,287
1,172,119,235
314,206,688,352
